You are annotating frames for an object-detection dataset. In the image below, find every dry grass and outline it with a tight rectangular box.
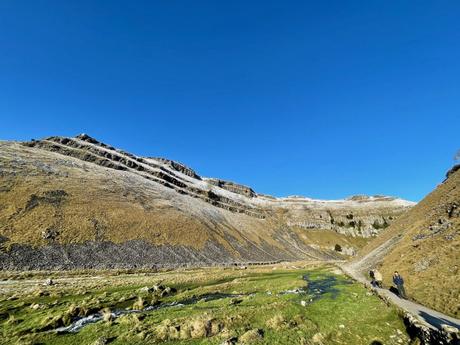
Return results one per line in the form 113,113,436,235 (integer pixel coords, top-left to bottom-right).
356,168,460,317
0,142,277,254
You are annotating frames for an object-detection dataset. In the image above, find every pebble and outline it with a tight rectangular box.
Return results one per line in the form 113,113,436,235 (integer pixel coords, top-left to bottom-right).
44,279,54,286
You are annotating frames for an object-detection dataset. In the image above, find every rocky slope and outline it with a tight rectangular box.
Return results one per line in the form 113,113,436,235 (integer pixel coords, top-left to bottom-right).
0,134,414,270
348,165,460,318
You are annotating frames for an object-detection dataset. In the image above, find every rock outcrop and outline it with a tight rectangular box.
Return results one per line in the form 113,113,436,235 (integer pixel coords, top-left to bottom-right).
205,178,256,198
23,135,265,218
0,134,415,270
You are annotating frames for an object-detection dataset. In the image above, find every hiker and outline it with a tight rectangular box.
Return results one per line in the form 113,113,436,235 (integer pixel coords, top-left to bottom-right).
392,271,407,299
373,269,383,288
369,270,377,287
369,269,383,288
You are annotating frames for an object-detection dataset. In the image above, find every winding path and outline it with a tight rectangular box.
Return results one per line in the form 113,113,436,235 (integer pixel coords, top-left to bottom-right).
339,234,460,334
341,264,460,331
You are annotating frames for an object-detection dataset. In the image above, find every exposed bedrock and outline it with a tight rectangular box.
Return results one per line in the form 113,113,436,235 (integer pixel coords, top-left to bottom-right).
205,178,256,198
285,209,398,237
0,135,415,269
23,136,266,218
0,237,334,270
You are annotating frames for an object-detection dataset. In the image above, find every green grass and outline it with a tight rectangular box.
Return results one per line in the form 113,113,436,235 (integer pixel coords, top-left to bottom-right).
0,265,409,345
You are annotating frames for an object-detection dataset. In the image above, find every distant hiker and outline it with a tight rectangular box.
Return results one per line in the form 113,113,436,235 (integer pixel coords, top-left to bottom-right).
392,271,407,299
369,270,377,287
369,269,383,288
373,269,383,288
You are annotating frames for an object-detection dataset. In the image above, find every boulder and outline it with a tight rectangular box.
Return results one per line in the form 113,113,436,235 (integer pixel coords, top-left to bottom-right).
239,329,264,344
441,324,459,342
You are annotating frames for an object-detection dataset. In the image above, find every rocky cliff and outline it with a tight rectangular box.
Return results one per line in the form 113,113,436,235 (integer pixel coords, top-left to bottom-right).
0,134,414,270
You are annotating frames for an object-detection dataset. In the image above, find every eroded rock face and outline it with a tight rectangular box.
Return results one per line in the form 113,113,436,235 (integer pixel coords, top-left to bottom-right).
0,134,415,269
23,135,265,218
21,134,413,230
151,157,200,179
284,206,403,238
205,178,256,198
20,135,414,234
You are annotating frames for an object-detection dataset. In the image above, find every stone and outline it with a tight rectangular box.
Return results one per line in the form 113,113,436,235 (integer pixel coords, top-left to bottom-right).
229,298,242,305
153,284,165,292
44,278,54,286
132,297,144,310
441,324,459,341
139,286,152,293
101,308,113,322
41,228,59,240
266,314,286,330
92,337,108,345
414,258,435,272
190,319,209,338
239,329,264,344
220,337,238,345
312,332,325,343
341,245,356,256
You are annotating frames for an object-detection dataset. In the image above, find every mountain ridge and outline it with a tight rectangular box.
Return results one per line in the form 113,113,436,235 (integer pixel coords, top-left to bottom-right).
0,134,414,270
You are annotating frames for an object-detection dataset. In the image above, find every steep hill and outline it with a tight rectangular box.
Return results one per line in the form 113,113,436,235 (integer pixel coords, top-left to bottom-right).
348,165,460,317
0,134,414,270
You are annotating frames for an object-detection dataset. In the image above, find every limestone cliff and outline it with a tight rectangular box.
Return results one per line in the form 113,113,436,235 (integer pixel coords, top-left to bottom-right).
0,135,414,269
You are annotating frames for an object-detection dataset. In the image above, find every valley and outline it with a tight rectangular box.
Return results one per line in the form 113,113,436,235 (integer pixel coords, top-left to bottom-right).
0,135,459,344
0,263,409,345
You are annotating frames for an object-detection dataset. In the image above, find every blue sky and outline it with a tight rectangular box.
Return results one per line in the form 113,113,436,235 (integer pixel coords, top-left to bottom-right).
1,1,459,201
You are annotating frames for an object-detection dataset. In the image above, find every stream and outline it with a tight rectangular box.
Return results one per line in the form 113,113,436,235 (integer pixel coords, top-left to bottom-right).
55,292,245,333
55,273,351,334
281,273,352,302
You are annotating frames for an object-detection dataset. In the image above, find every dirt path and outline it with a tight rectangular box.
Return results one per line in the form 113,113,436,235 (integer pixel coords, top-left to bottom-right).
341,238,460,331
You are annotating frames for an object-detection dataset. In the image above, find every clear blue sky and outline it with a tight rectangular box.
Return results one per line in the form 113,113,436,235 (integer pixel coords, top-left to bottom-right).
1,1,459,201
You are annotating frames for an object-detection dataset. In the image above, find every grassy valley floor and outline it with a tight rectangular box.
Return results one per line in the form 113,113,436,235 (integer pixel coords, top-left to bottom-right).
0,264,410,345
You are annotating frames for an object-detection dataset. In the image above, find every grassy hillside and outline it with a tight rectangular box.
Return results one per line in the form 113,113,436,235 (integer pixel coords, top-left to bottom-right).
0,138,412,269
354,166,460,317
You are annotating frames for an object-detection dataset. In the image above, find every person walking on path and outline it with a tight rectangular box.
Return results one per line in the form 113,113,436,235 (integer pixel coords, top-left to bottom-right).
393,271,407,299
373,269,383,288
369,269,383,288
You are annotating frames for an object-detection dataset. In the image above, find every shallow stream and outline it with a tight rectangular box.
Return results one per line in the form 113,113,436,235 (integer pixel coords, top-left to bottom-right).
56,292,245,333
56,273,351,334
